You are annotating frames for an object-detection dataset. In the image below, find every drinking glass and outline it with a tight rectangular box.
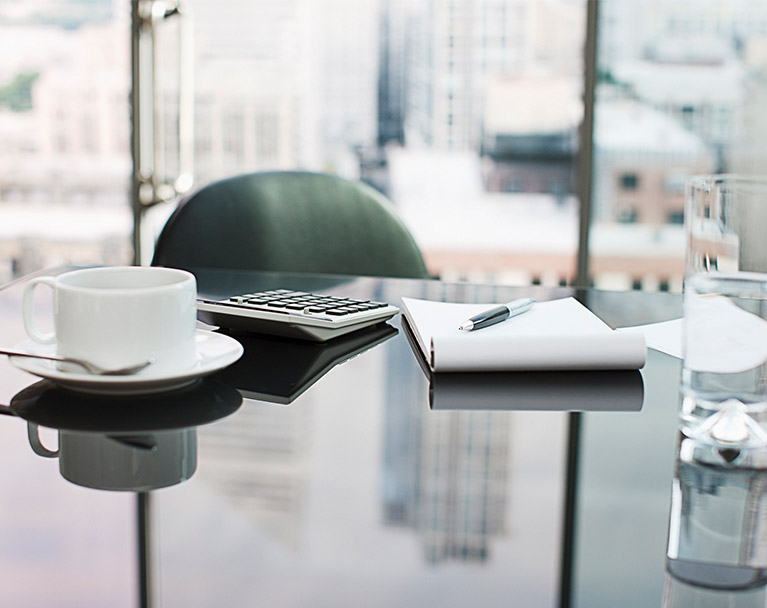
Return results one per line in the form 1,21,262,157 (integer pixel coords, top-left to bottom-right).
682,175,767,458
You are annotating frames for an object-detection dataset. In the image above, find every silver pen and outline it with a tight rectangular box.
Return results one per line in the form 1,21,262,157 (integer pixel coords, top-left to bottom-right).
458,298,535,332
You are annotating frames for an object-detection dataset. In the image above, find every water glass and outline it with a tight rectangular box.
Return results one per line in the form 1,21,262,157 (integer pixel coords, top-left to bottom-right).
682,175,767,456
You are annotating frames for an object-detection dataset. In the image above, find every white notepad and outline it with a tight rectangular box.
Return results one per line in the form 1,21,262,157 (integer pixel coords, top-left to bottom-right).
400,296,647,372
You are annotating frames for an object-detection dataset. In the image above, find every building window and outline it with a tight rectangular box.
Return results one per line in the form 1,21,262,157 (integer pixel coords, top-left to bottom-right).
664,174,685,194
617,207,638,223
255,112,278,162
667,211,684,225
620,173,639,190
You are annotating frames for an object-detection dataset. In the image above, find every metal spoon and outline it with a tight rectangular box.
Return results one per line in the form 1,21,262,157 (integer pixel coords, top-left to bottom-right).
0,349,154,376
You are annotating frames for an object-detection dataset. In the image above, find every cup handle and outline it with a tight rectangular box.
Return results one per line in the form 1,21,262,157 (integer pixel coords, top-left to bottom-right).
26,423,59,458
22,277,57,344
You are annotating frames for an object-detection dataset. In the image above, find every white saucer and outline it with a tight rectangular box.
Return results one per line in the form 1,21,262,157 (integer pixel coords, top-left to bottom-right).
10,331,244,396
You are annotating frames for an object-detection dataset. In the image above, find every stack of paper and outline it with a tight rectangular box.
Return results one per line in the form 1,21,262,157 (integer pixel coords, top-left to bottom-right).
400,296,646,372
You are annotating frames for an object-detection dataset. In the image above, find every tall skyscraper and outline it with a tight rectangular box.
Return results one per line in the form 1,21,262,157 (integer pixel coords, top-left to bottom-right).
188,0,381,180
403,0,532,151
318,0,380,152
377,0,409,146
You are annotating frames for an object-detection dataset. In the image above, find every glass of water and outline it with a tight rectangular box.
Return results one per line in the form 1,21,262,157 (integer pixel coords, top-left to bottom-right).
683,175,767,459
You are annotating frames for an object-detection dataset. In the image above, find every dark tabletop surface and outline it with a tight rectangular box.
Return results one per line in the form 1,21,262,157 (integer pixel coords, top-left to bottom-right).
0,267,696,607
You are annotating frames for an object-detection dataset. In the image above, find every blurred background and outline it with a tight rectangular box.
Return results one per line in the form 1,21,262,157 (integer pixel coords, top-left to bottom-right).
1,0,765,290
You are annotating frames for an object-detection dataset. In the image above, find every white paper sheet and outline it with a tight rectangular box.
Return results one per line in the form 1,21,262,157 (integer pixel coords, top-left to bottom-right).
401,296,647,372
617,319,683,359
617,296,767,373
684,295,767,373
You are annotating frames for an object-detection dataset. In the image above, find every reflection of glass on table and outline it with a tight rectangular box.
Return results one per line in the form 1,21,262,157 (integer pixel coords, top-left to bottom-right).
664,442,767,605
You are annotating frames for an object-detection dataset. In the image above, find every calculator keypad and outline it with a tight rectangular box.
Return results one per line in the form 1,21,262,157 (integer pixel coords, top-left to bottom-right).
229,289,389,318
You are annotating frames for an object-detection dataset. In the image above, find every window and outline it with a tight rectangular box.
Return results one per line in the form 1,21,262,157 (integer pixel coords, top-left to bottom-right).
664,174,686,194
130,0,587,286
667,211,684,225
254,112,279,162
620,173,639,190
617,207,638,224
588,0,767,292
18,1,757,293
0,3,132,281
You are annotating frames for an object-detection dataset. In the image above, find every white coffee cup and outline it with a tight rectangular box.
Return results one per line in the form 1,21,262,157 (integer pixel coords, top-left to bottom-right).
23,266,198,375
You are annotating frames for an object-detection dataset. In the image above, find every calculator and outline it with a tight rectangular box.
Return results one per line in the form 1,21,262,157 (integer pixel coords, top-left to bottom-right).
196,289,400,342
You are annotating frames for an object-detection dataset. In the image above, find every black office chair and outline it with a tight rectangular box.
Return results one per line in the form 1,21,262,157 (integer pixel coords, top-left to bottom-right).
151,171,430,279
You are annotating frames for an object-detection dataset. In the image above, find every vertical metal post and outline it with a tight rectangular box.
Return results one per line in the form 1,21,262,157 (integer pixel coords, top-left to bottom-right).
559,412,581,608
575,0,599,288
131,0,143,265
130,0,193,266
137,492,152,608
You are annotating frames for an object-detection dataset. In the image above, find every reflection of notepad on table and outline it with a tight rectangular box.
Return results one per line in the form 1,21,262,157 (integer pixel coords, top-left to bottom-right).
428,370,644,412
400,296,646,372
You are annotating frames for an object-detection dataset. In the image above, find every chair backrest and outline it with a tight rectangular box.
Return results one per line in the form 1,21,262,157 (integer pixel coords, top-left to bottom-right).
151,171,430,279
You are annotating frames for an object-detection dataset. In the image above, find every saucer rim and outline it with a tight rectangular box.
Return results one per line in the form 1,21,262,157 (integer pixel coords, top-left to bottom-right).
9,330,243,394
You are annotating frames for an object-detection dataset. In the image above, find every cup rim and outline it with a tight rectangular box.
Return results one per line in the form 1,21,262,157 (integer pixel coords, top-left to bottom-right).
55,266,195,294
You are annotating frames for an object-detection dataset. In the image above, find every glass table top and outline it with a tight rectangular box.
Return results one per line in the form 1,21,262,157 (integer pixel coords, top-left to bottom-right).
0,267,711,607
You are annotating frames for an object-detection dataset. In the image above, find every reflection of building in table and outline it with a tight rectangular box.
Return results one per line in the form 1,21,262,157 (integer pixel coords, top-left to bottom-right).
196,400,314,550
418,411,511,563
381,326,511,564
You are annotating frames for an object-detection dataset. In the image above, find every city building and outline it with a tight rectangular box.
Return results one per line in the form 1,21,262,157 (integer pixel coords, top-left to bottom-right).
592,98,715,225
482,71,580,198
0,16,132,280
403,0,532,151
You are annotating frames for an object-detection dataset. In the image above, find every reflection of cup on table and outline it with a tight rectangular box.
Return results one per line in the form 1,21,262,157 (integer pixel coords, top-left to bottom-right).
682,176,767,456
27,424,197,492
10,378,243,490
22,266,197,375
